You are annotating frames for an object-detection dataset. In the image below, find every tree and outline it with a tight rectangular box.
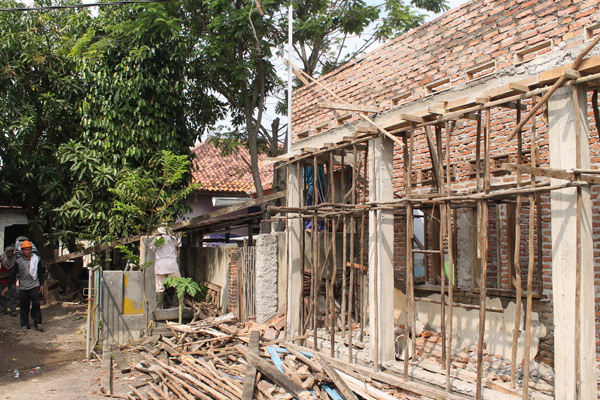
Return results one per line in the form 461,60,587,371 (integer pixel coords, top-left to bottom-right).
55,0,222,245
187,0,284,197
289,0,449,78
0,1,88,258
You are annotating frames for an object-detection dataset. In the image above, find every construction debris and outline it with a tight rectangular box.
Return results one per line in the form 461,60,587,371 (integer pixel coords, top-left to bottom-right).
99,305,556,400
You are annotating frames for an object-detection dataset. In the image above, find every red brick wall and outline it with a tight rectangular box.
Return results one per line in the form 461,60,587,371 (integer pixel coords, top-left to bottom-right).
228,248,239,317
292,0,599,138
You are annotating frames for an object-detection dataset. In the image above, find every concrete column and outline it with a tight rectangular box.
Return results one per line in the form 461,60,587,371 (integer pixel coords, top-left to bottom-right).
286,163,303,336
548,85,598,399
368,136,396,364
255,234,279,323
456,209,477,290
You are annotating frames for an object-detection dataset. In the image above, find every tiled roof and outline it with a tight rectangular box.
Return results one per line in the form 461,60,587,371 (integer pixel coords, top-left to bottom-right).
190,142,273,194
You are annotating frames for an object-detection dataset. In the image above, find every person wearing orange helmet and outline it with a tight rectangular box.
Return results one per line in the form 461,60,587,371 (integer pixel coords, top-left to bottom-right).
2,240,44,331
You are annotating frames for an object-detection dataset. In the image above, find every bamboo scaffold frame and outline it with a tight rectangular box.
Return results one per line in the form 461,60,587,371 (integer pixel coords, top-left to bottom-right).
271,36,600,399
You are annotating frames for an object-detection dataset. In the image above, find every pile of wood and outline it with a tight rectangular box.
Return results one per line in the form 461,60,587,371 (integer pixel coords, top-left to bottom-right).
105,310,448,400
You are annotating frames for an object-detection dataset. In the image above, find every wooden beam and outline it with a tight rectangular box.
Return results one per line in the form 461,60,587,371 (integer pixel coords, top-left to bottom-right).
236,345,318,400
509,82,530,92
241,331,260,400
172,191,285,231
400,113,426,123
501,163,600,185
317,102,379,113
314,354,359,400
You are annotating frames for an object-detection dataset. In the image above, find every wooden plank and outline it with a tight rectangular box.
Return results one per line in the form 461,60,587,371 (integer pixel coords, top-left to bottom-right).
172,191,285,230
539,54,600,83
42,234,141,266
236,345,318,400
400,113,426,123
501,162,600,185
509,82,530,93
317,102,379,113
112,345,131,374
100,342,113,395
241,331,260,400
314,354,358,400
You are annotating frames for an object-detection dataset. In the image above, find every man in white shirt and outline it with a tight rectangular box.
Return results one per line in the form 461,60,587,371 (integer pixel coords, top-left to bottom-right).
149,227,181,309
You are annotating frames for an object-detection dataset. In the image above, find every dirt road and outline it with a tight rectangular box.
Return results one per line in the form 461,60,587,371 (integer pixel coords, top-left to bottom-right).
0,302,107,400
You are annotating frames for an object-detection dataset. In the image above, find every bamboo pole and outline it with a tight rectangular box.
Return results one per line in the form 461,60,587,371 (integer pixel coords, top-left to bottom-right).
523,99,538,400
288,61,404,149
312,156,319,349
408,126,417,362
348,213,356,362
402,132,411,379
341,151,348,339
475,199,489,400
348,144,358,362
511,101,523,388
329,151,337,358
445,122,455,393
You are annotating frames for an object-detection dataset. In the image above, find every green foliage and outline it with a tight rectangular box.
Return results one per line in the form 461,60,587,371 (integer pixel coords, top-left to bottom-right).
163,276,207,323
109,150,201,238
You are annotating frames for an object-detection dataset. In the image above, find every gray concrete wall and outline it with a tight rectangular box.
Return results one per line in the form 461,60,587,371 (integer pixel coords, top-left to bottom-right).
183,245,235,312
102,270,151,346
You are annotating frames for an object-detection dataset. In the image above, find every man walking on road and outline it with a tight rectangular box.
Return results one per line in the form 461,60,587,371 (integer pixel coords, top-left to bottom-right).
2,241,44,331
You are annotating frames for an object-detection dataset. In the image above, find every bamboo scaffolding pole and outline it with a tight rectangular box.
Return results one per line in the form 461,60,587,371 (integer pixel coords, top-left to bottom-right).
341,151,348,339
348,144,358,362
445,122,455,393
409,126,417,363
329,152,337,358
439,160,448,364
522,97,538,400
403,131,412,380
312,157,319,348
475,108,491,400
288,61,404,149
348,213,356,362
475,199,489,400
511,102,524,388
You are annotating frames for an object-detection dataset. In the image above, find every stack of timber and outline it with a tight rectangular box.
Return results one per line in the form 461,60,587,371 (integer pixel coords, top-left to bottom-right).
103,306,555,400
105,309,430,400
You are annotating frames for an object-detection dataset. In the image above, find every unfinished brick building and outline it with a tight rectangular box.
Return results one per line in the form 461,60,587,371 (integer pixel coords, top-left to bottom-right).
276,0,600,398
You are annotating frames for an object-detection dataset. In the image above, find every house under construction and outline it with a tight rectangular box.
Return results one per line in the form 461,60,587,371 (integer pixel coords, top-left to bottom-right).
266,0,600,398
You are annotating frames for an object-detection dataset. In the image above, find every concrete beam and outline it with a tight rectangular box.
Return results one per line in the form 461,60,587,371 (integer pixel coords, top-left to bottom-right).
548,85,598,399
368,136,396,365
